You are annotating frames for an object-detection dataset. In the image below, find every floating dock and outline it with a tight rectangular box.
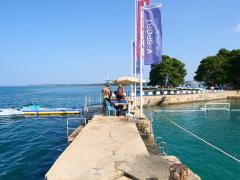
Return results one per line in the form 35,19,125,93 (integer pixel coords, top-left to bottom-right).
23,110,81,116
21,107,82,116
45,113,200,179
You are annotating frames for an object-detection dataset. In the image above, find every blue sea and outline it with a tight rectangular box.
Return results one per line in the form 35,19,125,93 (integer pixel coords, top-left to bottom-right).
0,85,102,180
1,86,240,180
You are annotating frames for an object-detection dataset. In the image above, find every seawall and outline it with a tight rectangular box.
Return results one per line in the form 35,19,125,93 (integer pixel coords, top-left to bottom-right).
136,91,239,107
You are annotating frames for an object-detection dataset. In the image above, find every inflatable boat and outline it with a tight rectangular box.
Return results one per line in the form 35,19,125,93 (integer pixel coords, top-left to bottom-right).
0,108,24,116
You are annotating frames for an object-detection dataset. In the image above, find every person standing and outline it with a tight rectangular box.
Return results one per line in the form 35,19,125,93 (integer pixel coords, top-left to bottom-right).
108,84,113,99
102,84,111,110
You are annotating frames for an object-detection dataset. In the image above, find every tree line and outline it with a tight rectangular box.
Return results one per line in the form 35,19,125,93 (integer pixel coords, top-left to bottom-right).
194,48,240,88
149,48,240,89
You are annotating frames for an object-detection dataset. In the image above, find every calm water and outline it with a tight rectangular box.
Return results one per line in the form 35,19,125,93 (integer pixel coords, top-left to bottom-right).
1,87,240,180
0,86,102,180
150,99,240,180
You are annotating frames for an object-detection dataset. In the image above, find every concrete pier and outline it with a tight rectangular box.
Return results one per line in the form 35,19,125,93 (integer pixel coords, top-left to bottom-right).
46,115,147,179
45,114,200,180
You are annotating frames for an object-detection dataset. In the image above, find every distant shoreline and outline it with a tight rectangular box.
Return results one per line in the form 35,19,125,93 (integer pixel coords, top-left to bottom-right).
27,83,106,87
0,83,109,87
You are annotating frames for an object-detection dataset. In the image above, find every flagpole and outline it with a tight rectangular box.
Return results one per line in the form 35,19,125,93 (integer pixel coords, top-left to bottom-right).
140,6,144,117
134,0,137,109
130,40,134,100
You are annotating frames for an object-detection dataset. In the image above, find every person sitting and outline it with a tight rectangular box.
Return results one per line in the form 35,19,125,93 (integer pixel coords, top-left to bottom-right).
116,84,125,100
115,84,127,116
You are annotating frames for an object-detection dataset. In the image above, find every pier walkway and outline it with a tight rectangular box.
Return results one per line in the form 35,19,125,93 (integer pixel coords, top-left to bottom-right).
45,114,199,180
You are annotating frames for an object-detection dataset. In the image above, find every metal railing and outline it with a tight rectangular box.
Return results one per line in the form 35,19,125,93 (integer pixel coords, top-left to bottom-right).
140,89,225,96
66,94,102,142
147,100,168,156
66,117,86,137
84,94,102,107
156,137,168,156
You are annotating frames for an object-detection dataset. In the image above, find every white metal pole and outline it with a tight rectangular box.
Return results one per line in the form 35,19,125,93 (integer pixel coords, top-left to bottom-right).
130,40,134,100
134,0,137,109
140,6,144,117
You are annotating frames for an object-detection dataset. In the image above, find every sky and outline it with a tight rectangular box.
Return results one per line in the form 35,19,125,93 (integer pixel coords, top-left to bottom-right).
0,0,239,86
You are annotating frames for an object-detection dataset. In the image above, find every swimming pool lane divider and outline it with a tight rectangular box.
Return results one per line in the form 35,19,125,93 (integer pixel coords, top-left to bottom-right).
157,103,231,113
157,109,205,112
231,109,240,112
157,109,239,113
152,110,240,164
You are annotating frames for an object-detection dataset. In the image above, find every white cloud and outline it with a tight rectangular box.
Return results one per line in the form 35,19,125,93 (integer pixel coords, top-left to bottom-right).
233,24,240,32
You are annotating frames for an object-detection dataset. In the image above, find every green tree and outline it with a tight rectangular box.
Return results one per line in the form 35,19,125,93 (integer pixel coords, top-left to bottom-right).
217,48,230,58
194,55,228,86
149,55,187,87
195,48,240,88
227,50,240,88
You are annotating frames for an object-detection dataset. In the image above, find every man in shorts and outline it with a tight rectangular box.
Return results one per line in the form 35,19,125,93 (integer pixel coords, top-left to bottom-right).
102,84,111,110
